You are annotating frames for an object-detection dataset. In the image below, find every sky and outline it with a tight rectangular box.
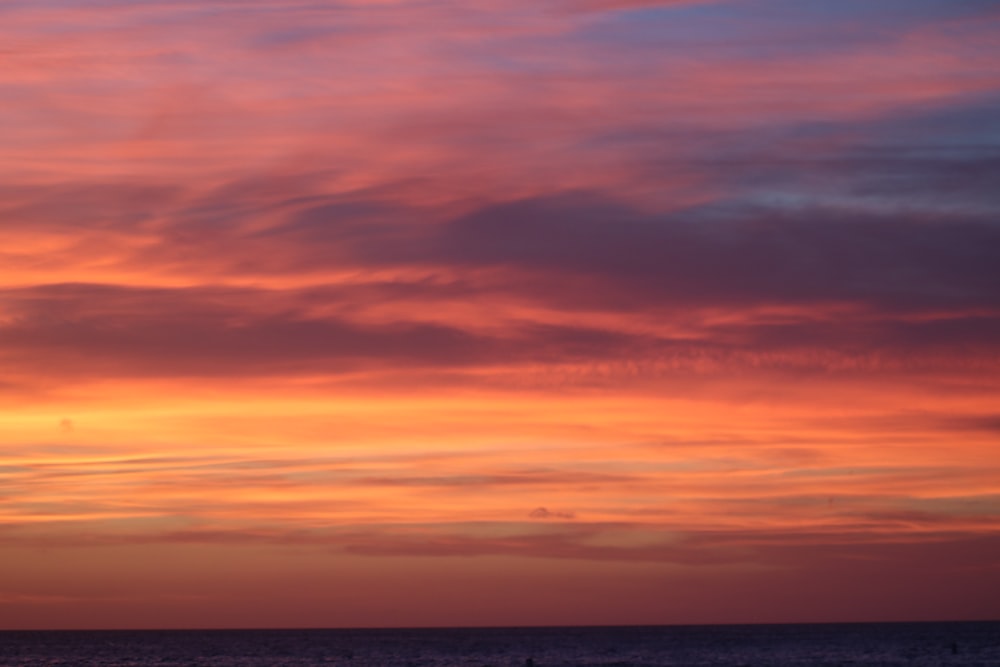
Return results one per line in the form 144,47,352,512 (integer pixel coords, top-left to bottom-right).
1,0,999,630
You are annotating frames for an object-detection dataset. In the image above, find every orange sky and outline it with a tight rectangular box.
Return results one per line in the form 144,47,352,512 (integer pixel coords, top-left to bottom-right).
1,0,999,629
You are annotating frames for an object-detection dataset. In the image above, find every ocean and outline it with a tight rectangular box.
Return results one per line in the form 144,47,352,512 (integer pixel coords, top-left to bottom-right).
0,622,997,667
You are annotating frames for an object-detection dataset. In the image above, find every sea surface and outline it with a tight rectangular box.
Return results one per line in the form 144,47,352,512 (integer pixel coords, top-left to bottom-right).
1,622,997,667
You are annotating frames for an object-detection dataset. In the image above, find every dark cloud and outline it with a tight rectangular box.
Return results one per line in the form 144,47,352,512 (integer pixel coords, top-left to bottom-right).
701,529,1000,571
945,415,1000,433
3,514,997,575
705,102,1000,214
3,278,998,380
359,471,630,489
374,193,1000,316
341,525,741,564
0,283,653,377
341,525,1000,571
0,284,451,375
529,507,577,520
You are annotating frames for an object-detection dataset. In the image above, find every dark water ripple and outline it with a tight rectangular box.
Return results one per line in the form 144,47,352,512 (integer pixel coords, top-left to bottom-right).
0,622,997,667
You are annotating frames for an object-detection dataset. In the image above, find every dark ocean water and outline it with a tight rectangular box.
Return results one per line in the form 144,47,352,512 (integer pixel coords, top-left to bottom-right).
0,622,997,667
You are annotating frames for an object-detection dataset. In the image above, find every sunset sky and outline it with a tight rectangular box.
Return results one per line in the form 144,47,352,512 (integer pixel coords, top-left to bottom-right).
2,0,999,630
